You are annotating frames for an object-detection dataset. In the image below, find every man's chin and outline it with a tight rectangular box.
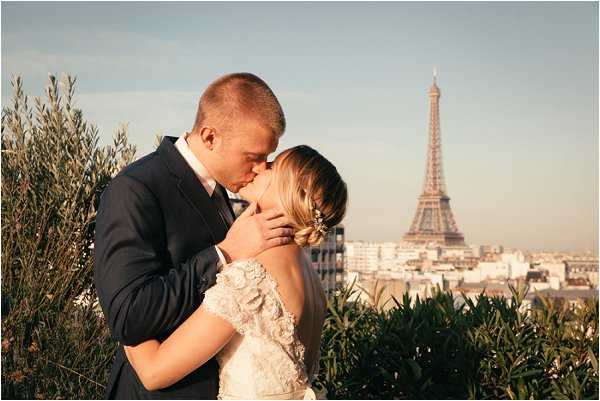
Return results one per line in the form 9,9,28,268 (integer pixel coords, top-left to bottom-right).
224,183,241,194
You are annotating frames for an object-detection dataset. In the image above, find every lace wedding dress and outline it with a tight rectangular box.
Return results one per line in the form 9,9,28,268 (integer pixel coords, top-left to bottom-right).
202,258,324,400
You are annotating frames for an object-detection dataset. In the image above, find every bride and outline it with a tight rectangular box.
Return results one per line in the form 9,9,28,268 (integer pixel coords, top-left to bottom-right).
124,145,348,399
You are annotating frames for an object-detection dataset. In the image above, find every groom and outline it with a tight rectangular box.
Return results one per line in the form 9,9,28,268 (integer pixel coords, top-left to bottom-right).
94,73,293,399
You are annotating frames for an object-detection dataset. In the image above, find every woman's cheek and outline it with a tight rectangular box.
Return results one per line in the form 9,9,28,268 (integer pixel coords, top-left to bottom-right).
239,185,251,201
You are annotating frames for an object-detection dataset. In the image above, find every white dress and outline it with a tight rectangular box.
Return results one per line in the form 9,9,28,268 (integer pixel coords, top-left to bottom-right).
202,259,322,400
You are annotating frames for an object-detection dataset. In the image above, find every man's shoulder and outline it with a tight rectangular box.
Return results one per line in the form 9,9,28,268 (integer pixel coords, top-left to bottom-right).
117,151,161,181
116,147,176,186
101,150,172,202
115,137,182,185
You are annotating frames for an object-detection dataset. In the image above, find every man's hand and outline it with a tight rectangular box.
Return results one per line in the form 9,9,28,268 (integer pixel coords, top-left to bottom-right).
217,202,294,262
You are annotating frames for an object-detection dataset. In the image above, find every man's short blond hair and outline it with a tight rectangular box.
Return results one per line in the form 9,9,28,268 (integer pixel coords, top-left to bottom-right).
193,72,286,137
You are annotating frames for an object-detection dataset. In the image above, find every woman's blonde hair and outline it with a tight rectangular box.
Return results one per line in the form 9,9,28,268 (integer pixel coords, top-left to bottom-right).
272,145,348,247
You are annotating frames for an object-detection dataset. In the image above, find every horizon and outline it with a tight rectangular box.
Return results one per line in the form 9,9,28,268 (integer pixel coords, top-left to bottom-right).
2,2,598,254
342,238,597,257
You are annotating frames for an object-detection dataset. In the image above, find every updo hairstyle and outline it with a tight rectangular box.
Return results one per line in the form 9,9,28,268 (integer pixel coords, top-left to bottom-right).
272,145,348,246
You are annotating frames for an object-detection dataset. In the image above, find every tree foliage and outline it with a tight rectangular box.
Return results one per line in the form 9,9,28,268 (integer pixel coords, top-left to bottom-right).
314,281,598,399
1,75,135,399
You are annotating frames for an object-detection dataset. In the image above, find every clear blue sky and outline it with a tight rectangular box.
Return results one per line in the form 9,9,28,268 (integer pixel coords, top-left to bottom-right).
2,1,598,253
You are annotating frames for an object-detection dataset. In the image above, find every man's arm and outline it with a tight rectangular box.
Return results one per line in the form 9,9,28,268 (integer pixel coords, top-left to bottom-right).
94,175,219,345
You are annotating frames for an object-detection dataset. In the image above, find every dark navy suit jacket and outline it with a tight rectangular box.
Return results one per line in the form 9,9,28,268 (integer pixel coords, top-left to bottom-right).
94,136,234,399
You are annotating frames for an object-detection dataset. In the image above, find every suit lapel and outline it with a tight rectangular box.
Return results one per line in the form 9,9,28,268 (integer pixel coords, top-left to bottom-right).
177,172,228,244
158,136,229,244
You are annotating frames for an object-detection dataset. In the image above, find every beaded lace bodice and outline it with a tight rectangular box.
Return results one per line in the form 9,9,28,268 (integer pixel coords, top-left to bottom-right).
202,259,319,399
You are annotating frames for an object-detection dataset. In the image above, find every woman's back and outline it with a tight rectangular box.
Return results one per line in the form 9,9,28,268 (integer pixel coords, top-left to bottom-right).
257,244,328,378
202,244,327,399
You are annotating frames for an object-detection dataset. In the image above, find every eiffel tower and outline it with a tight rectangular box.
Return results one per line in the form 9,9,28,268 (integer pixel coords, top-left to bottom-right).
403,69,465,246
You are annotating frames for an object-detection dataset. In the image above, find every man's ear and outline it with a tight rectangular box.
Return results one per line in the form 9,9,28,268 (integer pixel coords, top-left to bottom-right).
198,127,217,151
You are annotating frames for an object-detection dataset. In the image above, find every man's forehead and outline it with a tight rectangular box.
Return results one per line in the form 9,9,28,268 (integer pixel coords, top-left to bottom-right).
239,132,278,155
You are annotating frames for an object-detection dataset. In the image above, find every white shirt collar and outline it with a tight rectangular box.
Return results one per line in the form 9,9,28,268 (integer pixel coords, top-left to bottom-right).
174,132,217,197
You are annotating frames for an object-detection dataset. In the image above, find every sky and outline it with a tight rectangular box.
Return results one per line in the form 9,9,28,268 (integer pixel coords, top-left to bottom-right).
2,1,598,254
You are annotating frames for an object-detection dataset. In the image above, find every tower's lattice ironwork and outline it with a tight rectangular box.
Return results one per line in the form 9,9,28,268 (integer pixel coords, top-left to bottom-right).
403,69,465,246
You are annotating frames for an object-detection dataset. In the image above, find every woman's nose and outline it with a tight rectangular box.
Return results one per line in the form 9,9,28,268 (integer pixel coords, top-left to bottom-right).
252,161,268,174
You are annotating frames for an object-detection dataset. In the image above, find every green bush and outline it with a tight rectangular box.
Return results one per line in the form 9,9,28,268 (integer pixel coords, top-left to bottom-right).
1,75,135,399
1,76,597,399
314,280,599,399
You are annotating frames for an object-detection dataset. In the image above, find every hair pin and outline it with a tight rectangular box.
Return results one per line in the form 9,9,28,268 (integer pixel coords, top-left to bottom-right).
312,207,328,236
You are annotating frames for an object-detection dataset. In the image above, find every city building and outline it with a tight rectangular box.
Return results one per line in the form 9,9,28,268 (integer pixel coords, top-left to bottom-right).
525,289,598,310
535,262,566,283
454,280,514,303
509,262,530,279
566,259,598,288
441,245,474,259
304,225,345,292
482,244,504,255
345,241,382,272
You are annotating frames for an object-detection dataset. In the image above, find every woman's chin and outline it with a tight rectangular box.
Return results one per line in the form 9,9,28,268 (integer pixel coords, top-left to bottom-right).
238,186,253,202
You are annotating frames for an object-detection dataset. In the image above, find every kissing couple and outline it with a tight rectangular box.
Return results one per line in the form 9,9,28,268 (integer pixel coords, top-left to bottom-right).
94,73,348,399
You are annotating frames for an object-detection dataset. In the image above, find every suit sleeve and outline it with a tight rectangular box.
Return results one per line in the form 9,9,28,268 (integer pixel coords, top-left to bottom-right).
93,174,220,346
